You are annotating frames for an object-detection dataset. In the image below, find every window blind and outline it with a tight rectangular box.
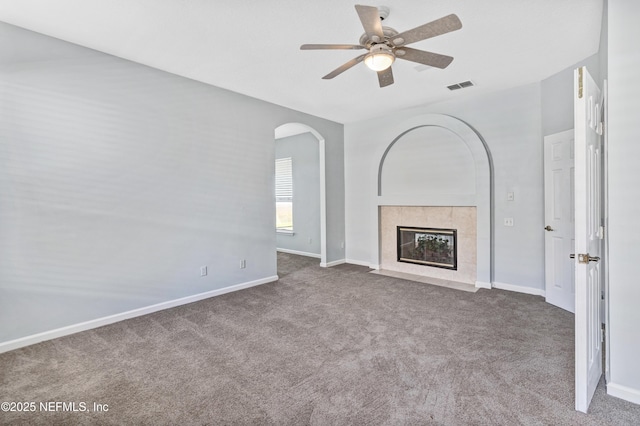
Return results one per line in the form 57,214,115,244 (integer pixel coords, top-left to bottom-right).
275,157,293,201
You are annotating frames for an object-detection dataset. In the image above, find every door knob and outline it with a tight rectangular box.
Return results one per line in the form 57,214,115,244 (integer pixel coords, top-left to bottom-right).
544,225,554,231
570,253,601,263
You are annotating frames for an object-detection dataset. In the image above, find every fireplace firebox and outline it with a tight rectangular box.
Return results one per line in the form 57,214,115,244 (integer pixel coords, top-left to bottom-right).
397,226,457,270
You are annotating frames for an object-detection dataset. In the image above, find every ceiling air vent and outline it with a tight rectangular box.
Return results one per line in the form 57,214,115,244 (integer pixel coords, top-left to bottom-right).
447,80,475,91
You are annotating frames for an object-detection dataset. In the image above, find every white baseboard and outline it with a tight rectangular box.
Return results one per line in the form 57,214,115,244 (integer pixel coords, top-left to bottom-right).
321,259,346,268
475,281,492,289
492,281,545,297
345,258,373,268
607,382,640,405
276,248,321,258
0,275,278,354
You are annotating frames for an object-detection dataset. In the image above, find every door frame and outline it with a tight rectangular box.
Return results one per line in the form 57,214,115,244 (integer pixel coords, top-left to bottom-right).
602,79,610,384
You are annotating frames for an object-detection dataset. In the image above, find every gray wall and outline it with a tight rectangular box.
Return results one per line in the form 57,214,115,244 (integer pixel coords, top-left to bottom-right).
541,53,601,137
381,126,476,197
0,22,344,344
275,133,321,256
607,0,640,402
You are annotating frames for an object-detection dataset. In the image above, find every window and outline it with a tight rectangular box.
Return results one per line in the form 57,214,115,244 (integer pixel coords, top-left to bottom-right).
275,157,293,232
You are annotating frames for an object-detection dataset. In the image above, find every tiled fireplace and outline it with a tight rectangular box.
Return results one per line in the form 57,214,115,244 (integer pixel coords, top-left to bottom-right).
379,206,477,284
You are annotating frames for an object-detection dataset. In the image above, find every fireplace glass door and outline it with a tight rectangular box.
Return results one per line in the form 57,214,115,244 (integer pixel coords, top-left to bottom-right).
397,227,457,270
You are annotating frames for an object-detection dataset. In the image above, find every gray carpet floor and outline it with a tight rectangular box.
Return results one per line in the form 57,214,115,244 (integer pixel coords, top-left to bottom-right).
1,252,640,425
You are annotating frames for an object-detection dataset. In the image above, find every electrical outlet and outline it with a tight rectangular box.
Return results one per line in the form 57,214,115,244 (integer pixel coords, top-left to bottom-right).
507,192,515,201
200,266,207,276
240,259,246,269
504,218,514,227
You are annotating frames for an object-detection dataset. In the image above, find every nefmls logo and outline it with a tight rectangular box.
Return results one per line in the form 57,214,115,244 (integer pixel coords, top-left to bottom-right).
40,401,88,412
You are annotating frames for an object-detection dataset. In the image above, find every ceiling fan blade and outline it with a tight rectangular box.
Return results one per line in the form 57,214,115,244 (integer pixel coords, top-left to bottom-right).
377,67,394,88
301,44,365,50
391,14,462,46
355,5,384,41
322,54,367,79
395,47,454,69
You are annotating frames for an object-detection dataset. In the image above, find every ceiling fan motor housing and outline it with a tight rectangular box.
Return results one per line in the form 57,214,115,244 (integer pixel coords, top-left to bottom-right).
359,26,399,49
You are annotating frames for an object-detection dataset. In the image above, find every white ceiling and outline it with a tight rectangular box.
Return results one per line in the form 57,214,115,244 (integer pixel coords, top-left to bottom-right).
0,0,603,124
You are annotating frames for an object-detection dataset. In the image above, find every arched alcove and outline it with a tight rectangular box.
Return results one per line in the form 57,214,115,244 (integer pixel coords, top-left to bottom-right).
374,114,493,288
274,123,327,267
381,126,476,197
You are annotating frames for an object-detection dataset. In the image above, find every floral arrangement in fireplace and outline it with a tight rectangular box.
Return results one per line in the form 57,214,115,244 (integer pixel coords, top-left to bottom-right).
397,226,457,270
414,234,452,261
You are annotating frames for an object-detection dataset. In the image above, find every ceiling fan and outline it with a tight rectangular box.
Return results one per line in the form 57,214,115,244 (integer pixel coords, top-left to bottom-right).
301,4,462,88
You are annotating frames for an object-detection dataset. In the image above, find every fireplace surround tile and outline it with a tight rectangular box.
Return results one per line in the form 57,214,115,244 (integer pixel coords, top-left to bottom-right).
402,206,453,229
380,206,477,285
453,208,477,238
380,208,399,263
370,269,478,293
457,236,477,264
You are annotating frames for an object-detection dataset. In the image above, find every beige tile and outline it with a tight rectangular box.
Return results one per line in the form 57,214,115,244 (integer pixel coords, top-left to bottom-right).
418,275,449,286
454,263,476,284
380,242,395,269
370,269,478,293
424,207,454,229
457,236,477,265
444,280,478,292
381,206,402,228
401,206,427,227
452,207,477,238
380,207,402,268
456,271,474,285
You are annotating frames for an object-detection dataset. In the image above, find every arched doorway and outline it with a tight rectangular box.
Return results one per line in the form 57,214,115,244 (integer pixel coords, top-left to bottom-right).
274,123,327,266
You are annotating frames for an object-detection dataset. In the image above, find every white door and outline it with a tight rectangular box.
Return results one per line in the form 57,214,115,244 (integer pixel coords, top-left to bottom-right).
544,130,576,313
574,66,603,413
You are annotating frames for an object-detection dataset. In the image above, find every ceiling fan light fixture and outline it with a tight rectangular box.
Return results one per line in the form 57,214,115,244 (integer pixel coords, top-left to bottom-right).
364,44,395,71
